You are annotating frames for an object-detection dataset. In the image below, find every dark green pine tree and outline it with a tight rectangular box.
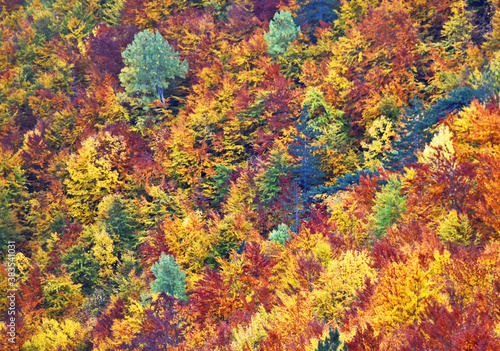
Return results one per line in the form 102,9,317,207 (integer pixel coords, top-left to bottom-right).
289,105,326,194
316,327,347,351
0,186,21,253
383,98,427,171
384,84,492,171
209,164,233,207
282,105,326,232
103,197,140,258
280,179,308,234
62,242,100,295
331,169,380,193
293,0,340,29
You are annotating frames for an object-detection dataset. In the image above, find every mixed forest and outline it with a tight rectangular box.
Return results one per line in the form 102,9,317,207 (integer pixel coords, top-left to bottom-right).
2,0,500,349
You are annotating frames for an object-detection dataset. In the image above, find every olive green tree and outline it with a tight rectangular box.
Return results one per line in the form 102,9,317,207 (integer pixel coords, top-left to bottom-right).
264,11,301,60
119,30,188,105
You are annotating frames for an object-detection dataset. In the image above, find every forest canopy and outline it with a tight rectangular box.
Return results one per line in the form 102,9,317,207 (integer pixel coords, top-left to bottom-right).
1,0,500,350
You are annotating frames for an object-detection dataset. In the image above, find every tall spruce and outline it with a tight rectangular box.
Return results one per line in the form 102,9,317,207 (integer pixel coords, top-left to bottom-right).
282,105,326,232
293,0,340,29
289,105,325,193
316,327,347,351
384,85,492,171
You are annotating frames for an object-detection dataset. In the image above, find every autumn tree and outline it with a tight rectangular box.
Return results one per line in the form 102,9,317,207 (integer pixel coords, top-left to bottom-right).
64,133,125,224
42,274,84,318
405,300,500,351
22,318,88,351
124,292,186,350
85,23,136,85
312,250,376,321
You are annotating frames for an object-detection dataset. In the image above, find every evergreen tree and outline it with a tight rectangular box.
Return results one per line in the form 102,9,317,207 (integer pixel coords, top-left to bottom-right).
268,223,290,245
280,178,308,234
61,242,100,295
316,327,347,351
264,11,301,59
383,98,427,171
281,106,327,232
0,185,21,254
293,0,340,29
0,161,26,255
150,253,187,302
256,144,292,206
371,177,407,239
99,196,139,257
288,105,326,196
119,30,188,105
209,164,233,207
331,169,380,193
384,85,492,171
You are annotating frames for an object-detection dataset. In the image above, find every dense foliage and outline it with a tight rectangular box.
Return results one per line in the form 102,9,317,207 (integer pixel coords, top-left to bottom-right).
1,0,500,350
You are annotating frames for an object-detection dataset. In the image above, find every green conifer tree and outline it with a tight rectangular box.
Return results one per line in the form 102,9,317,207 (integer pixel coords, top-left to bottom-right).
316,327,347,351
288,105,326,198
268,223,290,245
264,11,301,59
119,30,188,105
384,85,492,171
98,196,139,257
62,242,100,295
371,177,407,238
281,106,327,232
256,146,292,206
0,185,21,254
150,253,187,302
293,0,340,29
208,164,233,207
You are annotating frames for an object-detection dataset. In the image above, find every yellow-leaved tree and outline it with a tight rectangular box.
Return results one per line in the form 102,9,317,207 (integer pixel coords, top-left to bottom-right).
23,318,87,351
42,274,84,318
160,210,214,287
65,133,125,223
267,290,320,349
231,305,275,351
362,116,396,171
313,250,377,321
370,252,448,343
419,125,455,166
89,222,119,281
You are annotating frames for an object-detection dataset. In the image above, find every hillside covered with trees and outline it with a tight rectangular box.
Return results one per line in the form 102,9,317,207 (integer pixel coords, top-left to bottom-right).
1,0,500,349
